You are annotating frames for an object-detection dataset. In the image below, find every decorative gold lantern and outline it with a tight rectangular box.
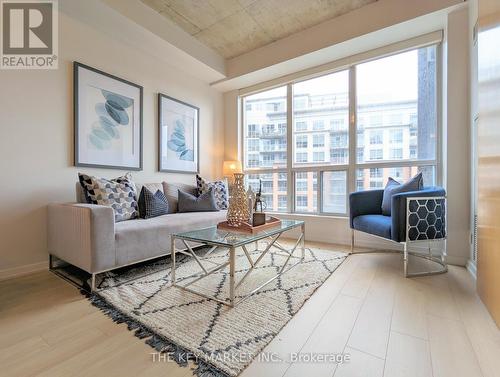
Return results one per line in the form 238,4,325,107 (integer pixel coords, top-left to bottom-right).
226,173,250,227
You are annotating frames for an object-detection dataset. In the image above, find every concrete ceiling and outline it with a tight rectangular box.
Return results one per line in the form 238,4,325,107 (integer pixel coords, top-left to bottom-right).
140,0,377,59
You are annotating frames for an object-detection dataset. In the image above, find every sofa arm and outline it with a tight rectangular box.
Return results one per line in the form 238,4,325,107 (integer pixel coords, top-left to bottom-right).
48,203,116,273
349,189,384,228
391,187,446,242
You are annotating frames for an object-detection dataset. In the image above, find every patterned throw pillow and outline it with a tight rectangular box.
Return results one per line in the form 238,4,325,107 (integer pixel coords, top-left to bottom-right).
78,173,139,222
137,187,169,219
196,174,228,210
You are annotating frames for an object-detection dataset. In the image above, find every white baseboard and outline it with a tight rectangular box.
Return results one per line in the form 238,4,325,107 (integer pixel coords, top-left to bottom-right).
466,259,477,279
0,261,47,281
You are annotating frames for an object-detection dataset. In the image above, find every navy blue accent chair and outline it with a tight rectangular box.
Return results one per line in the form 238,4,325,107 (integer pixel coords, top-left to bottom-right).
349,187,446,243
349,186,448,278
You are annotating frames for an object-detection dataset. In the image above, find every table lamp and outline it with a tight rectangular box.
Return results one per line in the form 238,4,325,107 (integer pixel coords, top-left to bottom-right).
223,160,243,183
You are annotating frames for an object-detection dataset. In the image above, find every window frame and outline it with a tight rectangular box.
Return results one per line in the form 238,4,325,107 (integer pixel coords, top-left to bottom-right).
240,42,442,218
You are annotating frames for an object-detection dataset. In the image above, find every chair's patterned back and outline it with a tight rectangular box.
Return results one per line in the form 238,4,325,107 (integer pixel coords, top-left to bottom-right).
406,197,446,242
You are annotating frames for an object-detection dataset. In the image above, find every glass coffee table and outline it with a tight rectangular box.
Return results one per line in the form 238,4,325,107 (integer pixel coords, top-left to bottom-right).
171,219,305,307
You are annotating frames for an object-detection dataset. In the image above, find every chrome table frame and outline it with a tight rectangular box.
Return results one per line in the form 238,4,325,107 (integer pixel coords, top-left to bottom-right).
171,222,305,308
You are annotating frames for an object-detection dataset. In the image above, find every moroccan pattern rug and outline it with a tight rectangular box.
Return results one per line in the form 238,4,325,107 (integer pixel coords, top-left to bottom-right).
86,242,346,377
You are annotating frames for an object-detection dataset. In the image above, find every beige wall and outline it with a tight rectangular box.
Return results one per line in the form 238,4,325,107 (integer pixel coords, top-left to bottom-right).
0,1,224,275
223,90,239,161
443,6,472,267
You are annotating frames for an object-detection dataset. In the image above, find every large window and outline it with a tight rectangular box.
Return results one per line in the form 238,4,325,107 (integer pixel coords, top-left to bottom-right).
356,48,437,163
243,86,287,170
295,172,318,213
242,44,439,216
245,172,287,212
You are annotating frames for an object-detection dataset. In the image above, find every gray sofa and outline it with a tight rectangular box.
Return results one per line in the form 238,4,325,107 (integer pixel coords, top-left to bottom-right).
47,181,227,289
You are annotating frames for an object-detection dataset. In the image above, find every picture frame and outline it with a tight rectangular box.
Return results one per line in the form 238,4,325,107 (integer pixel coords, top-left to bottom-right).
158,93,199,174
74,62,143,170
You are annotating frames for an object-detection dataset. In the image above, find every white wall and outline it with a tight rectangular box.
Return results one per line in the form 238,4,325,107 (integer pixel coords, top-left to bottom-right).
443,6,472,267
0,0,224,276
223,90,239,161
223,6,472,266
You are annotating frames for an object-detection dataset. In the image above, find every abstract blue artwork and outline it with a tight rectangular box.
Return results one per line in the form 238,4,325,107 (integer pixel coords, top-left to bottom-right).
74,62,143,170
159,94,199,173
89,89,134,150
167,119,194,161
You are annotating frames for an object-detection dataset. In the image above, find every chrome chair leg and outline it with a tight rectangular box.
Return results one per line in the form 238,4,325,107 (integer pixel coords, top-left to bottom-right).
350,229,354,253
403,243,409,277
404,242,448,278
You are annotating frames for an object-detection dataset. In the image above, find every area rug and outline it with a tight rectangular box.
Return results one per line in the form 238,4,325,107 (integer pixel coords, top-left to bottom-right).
83,243,346,377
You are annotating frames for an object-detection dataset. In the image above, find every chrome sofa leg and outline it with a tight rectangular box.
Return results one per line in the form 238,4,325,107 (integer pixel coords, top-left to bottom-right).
91,273,96,292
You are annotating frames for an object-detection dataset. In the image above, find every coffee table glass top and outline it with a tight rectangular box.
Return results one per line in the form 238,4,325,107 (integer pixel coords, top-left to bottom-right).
172,219,304,247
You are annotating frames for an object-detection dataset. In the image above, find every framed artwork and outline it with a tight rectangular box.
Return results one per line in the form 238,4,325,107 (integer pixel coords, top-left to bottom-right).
158,93,199,174
74,62,143,170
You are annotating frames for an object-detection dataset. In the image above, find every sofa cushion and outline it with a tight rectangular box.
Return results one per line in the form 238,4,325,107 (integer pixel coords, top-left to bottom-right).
352,214,392,240
114,210,227,265
162,182,197,213
381,172,423,216
135,183,163,197
178,189,219,212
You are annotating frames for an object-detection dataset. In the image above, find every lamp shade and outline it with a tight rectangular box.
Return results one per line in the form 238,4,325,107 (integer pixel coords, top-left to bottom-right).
223,160,243,176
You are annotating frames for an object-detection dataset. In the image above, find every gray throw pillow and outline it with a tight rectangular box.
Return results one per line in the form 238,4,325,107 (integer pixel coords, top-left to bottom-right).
381,172,423,216
177,188,219,213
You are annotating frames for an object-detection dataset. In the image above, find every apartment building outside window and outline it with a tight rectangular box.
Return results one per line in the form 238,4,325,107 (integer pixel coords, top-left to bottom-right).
370,149,383,160
242,44,439,215
390,148,403,159
296,195,307,208
296,181,307,191
296,135,307,148
313,120,324,130
313,134,325,148
313,151,325,162
370,168,383,178
390,129,404,143
296,152,307,163
370,130,383,145
296,121,307,131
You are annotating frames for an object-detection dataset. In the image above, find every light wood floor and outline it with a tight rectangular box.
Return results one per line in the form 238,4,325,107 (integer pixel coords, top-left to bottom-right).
1,244,499,377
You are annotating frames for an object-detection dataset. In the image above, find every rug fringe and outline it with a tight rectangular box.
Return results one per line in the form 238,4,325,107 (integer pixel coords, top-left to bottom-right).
82,290,230,377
